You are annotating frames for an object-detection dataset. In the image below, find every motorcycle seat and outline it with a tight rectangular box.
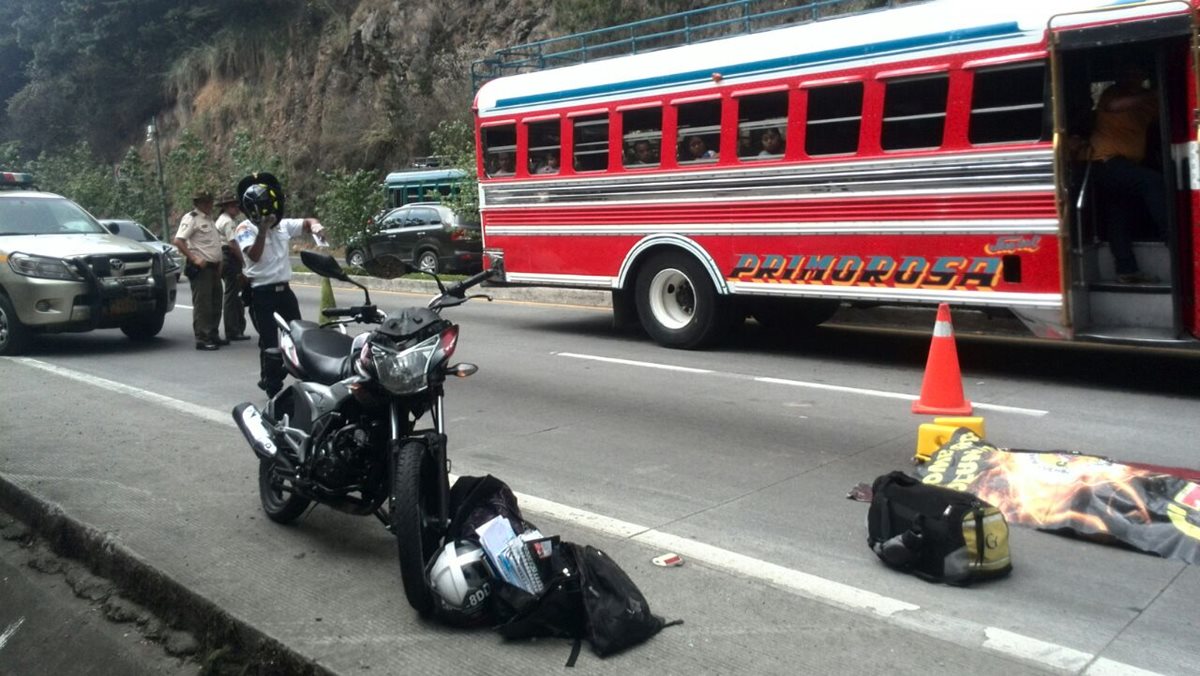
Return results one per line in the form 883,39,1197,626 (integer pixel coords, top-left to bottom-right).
289,320,354,385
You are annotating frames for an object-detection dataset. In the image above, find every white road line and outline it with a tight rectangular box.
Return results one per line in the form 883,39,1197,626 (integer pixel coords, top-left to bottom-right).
555,352,714,374
1,357,1152,675
10,358,233,428
983,627,1092,672
557,352,1049,417
177,304,193,309
0,617,24,651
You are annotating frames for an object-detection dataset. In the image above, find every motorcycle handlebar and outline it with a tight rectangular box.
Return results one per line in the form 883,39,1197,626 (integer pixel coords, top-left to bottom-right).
433,267,497,307
323,305,381,323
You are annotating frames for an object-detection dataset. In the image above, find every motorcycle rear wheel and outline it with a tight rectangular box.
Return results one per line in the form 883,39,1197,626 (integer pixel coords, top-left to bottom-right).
391,440,441,615
258,458,311,524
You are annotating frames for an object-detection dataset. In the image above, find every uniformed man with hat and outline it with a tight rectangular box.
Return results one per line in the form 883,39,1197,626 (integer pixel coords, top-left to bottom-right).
173,189,224,350
214,193,250,342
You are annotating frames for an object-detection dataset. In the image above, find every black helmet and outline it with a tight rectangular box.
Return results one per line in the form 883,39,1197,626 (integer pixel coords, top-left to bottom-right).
236,172,285,224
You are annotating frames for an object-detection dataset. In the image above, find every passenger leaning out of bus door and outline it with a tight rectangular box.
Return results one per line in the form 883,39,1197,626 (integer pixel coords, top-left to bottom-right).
1088,62,1166,285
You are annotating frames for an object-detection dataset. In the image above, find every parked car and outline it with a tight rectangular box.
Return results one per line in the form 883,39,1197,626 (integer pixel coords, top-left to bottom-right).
0,173,178,355
344,203,481,275
99,219,184,281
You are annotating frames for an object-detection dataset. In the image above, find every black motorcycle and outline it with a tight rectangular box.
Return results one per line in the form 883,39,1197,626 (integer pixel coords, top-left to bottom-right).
232,250,496,613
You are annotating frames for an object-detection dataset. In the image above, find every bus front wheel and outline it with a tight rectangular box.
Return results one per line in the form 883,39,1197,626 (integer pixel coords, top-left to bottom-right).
635,251,733,349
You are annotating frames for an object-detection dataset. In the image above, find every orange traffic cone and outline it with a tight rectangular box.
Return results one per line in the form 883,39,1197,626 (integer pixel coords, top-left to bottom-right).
911,303,972,415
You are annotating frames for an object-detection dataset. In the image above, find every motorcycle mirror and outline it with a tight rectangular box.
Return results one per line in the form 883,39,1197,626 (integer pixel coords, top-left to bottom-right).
301,250,350,281
360,253,414,280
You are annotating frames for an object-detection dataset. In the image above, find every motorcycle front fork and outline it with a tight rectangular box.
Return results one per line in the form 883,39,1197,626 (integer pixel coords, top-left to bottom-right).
385,396,451,531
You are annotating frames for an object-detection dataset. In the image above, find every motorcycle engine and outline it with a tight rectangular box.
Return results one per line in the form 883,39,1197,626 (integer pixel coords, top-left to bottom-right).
312,423,376,488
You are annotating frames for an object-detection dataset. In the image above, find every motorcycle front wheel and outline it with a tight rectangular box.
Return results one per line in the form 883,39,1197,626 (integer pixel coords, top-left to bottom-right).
258,458,311,524
391,439,441,614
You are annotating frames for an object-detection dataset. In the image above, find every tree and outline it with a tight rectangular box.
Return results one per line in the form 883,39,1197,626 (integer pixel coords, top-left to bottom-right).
427,118,479,221
28,142,122,217
229,128,285,184
165,129,224,215
313,168,385,251
112,148,166,232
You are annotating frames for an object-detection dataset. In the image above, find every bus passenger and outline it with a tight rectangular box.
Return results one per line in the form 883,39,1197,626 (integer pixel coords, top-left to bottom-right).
536,152,560,174
629,139,658,165
758,128,785,156
1088,63,1165,284
681,135,717,162
491,152,516,176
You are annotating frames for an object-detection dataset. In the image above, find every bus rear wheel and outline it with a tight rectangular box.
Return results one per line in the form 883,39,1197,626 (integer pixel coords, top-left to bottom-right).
635,251,733,349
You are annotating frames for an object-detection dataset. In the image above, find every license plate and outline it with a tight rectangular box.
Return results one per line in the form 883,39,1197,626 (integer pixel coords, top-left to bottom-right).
108,297,137,315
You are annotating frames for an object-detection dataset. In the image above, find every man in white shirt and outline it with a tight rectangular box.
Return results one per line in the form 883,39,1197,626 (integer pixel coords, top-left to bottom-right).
233,173,325,396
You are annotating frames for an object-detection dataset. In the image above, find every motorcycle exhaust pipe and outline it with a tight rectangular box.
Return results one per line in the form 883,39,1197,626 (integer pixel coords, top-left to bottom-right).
232,402,278,461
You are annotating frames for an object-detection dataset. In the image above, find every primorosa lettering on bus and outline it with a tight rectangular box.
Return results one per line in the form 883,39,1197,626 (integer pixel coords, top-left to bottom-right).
729,253,1003,289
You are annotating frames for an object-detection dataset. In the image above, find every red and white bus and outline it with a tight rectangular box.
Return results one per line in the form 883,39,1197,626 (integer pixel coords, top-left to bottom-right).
473,0,1199,349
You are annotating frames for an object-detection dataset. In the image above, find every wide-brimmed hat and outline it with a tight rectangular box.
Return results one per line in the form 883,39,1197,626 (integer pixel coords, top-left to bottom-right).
215,193,239,206
192,189,214,203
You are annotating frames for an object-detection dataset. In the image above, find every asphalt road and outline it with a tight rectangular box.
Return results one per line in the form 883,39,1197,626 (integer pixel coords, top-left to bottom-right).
1,278,1198,675
0,510,200,675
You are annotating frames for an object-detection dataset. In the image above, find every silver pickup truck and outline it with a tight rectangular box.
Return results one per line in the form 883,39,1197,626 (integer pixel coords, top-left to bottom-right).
0,172,179,355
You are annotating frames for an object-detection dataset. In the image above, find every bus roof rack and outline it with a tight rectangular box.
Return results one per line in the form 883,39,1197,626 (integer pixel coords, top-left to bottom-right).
471,0,927,89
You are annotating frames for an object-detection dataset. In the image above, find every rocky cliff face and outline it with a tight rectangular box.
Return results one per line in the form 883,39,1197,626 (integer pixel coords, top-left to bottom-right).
169,0,560,177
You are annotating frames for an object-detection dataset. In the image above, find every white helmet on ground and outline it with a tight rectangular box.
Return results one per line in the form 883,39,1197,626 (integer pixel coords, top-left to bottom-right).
427,540,493,625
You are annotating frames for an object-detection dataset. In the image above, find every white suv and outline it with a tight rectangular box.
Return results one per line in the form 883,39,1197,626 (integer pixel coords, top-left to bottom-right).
0,172,178,355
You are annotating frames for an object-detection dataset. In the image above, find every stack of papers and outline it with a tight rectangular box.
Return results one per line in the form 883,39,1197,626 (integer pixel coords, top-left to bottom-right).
476,516,544,594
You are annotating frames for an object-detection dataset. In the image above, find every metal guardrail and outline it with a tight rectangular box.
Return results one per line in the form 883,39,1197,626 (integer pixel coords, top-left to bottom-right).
471,0,926,89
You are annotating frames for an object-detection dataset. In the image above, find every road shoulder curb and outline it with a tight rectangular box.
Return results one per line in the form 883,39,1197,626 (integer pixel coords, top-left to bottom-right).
0,472,333,675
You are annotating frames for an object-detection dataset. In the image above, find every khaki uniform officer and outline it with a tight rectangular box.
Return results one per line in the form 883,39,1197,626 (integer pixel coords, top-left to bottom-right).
214,194,250,342
174,190,225,350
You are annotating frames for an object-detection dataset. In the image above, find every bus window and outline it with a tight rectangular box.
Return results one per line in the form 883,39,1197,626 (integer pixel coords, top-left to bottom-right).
483,125,517,177
969,63,1048,145
385,169,465,208
737,91,788,161
527,119,561,174
623,107,662,168
573,114,609,172
881,74,949,151
806,83,863,156
676,100,721,164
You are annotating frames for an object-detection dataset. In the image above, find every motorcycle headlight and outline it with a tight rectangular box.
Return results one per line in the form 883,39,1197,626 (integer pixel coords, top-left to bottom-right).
8,252,83,280
372,334,440,395
370,326,459,395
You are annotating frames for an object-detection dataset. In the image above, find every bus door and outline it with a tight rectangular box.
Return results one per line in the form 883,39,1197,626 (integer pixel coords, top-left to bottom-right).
1051,5,1196,343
